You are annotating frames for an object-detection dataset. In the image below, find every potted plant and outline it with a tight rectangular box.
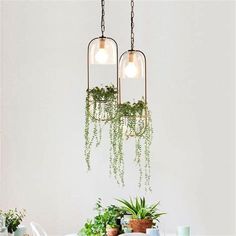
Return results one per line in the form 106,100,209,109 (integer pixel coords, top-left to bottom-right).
117,197,165,233
105,204,124,236
80,199,124,236
0,209,26,236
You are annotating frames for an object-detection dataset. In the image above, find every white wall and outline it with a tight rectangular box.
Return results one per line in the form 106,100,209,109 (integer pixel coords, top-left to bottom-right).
0,1,235,236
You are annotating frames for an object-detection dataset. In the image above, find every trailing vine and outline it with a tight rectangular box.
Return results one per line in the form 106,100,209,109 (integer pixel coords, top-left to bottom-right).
109,99,153,191
84,85,117,170
109,115,125,186
84,87,153,191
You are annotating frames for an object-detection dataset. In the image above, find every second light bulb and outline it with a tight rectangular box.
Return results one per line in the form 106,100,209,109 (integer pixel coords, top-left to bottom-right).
124,51,139,79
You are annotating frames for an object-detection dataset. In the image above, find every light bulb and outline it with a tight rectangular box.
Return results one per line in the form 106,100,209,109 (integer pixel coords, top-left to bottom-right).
124,62,138,78
95,48,108,64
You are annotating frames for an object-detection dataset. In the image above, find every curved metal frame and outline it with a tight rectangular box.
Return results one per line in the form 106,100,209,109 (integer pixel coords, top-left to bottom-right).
87,36,119,121
118,49,148,137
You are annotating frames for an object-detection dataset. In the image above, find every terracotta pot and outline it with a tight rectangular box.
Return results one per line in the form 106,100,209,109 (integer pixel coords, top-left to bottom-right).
129,219,153,233
106,227,119,236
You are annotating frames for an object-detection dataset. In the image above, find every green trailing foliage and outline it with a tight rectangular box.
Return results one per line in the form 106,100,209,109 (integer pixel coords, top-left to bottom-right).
110,99,153,191
84,85,117,170
84,85,153,191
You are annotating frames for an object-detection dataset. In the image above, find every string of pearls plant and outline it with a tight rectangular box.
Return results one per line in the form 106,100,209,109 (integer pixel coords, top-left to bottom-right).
84,85,117,170
84,86,153,191
109,100,153,191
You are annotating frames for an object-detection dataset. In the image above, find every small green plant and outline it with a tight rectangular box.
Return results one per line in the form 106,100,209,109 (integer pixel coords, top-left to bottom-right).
88,85,117,102
94,198,123,228
84,85,117,170
80,220,99,236
0,209,26,233
110,99,153,191
118,100,147,117
80,199,124,236
116,197,165,221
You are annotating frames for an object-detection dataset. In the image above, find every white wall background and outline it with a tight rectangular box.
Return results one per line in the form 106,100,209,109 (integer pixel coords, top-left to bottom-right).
0,1,235,236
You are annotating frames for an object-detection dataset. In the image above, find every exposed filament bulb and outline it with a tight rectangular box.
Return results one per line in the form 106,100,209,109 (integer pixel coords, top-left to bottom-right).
95,38,108,64
124,52,138,79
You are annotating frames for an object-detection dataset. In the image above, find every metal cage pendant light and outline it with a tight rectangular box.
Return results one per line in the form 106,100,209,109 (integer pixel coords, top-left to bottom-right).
118,0,148,137
87,0,118,121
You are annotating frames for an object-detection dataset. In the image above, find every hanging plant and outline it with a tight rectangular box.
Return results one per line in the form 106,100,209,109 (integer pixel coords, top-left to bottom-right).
84,85,117,170
109,99,153,191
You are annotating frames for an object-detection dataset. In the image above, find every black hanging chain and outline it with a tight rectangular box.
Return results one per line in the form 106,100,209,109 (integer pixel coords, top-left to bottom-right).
101,0,105,37
131,0,135,50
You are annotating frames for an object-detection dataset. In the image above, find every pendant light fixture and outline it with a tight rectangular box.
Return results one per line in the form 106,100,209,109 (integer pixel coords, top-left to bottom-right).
107,0,153,191
84,0,119,172
86,0,119,121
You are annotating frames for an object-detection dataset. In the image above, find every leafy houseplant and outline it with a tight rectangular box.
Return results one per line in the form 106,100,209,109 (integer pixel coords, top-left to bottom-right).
117,197,165,233
0,209,26,234
84,85,117,170
109,99,153,191
80,199,124,236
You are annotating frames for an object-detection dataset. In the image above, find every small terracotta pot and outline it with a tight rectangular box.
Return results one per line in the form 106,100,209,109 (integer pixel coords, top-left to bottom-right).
129,219,153,233
106,227,119,236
